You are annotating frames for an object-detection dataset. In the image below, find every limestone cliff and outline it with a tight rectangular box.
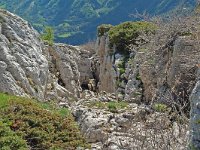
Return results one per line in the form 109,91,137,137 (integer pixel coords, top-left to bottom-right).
0,9,48,99
189,68,200,149
0,9,93,102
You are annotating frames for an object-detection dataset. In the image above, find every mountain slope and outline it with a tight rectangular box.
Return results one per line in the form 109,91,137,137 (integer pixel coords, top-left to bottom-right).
0,0,196,44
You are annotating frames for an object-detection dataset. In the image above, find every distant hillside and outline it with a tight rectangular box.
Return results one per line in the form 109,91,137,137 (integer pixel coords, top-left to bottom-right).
0,0,196,45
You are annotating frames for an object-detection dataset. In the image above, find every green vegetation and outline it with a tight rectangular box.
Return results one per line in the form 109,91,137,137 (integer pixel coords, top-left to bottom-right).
195,3,200,13
97,24,113,37
107,101,127,113
117,59,126,74
119,68,125,75
108,21,156,53
0,3,6,9
189,143,198,150
153,103,168,112
41,26,54,46
0,121,28,149
136,73,141,81
87,101,128,113
147,57,156,65
0,93,89,149
179,31,193,36
117,55,129,76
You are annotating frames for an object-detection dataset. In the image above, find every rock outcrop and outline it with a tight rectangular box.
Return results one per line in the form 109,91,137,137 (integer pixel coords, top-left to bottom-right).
92,19,200,149
0,9,48,99
45,44,94,102
94,19,200,106
0,9,93,102
94,35,117,93
189,68,200,149
139,35,200,105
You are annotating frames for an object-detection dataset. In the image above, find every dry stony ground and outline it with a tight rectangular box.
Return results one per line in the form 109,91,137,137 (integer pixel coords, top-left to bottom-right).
72,91,189,150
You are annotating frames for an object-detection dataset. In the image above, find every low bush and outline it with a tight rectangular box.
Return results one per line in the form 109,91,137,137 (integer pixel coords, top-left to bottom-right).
97,24,113,37
0,121,28,150
0,93,90,149
108,21,156,53
108,102,117,112
41,26,54,46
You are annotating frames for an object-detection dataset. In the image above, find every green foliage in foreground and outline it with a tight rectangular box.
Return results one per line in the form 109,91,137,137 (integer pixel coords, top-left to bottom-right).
41,26,54,46
0,121,28,150
108,21,156,53
0,93,90,150
87,101,128,113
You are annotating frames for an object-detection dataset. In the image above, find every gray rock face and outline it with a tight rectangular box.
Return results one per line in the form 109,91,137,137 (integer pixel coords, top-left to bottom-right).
189,69,200,149
52,44,81,96
124,52,144,103
0,9,93,101
123,31,200,106
152,36,200,104
95,35,117,93
77,46,94,88
45,44,94,102
0,9,48,99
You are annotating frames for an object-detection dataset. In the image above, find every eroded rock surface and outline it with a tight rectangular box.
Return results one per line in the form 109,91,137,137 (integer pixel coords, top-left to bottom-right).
140,36,200,104
73,92,188,150
189,68,200,149
0,9,48,99
95,35,118,93
0,9,94,102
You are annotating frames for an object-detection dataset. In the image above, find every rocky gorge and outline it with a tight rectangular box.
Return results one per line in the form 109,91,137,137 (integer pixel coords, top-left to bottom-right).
0,9,200,150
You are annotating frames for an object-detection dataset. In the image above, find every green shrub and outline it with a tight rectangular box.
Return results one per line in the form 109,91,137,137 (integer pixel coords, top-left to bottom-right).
41,26,54,46
136,74,141,80
195,4,200,14
0,121,28,150
153,103,168,112
119,68,125,75
108,101,128,112
117,57,129,76
108,21,156,53
97,24,113,37
108,102,117,113
132,92,142,97
0,93,90,149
